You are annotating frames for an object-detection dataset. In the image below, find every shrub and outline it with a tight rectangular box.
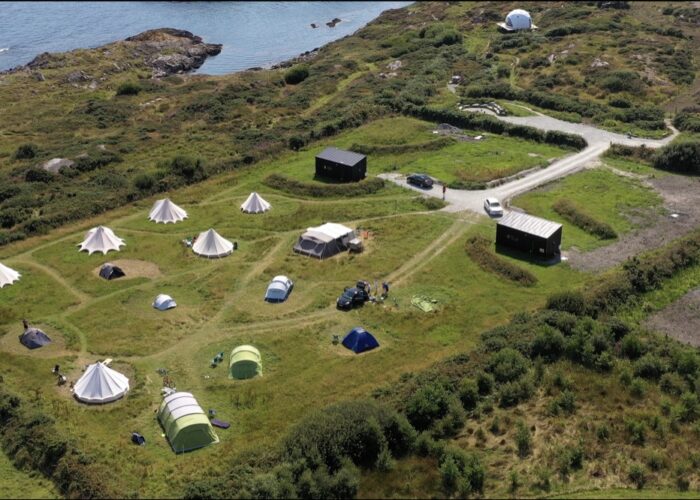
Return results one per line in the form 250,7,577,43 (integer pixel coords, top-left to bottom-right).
678,392,700,422
405,382,451,431
458,378,479,410
133,173,155,191
660,372,686,396
546,290,586,315
552,199,617,239
628,463,646,489
597,424,611,442
633,353,665,380
626,419,646,445
620,335,644,359
14,143,38,160
116,82,141,96
548,389,576,416
531,325,565,361
465,235,537,286
284,65,309,85
263,173,385,198
515,421,532,458
630,378,646,398
673,111,700,133
438,447,485,495
476,371,495,395
288,136,305,151
653,142,700,175
488,348,529,383
168,155,207,183
499,378,535,408
74,151,121,173
24,167,53,183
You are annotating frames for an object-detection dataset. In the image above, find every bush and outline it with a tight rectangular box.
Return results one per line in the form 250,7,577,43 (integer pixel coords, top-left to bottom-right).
488,348,529,383
546,290,586,316
438,447,485,495
628,463,646,490
620,335,644,359
626,419,646,445
288,136,305,151
284,65,309,85
14,143,38,160
263,173,385,198
24,167,53,183
548,389,576,416
660,372,686,396
458,378,479,410
115,82,141,96
531,325,565,361
653,142,700,174
515,421,532,458
633,353,665,380
465,235,537,286
553,199,617,239
673,111,700,133
168,155,207,183
630,378,646,398
405,382,452,431
498,378,535,408
476,372,495,396
133,173,155,191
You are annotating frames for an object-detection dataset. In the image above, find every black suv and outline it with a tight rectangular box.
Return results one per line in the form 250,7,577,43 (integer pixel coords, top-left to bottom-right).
336,282,370,310
407,173,434,189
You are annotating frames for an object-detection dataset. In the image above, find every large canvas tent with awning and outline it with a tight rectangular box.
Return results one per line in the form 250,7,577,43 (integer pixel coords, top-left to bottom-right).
293,222,354,259
157,391,219,453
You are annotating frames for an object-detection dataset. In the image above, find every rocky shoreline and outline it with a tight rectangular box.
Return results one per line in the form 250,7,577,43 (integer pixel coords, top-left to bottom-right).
2,28,222,79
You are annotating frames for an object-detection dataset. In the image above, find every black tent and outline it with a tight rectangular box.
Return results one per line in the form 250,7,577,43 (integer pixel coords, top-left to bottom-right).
99,263,125,280
496,211,562,258
19,322,52,349
315,147,366,182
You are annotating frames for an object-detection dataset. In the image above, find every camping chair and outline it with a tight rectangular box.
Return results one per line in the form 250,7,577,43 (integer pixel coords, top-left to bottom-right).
131,432,146,446
332,335,340,345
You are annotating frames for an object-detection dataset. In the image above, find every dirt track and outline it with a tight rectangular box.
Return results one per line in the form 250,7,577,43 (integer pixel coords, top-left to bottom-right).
645,288,700,346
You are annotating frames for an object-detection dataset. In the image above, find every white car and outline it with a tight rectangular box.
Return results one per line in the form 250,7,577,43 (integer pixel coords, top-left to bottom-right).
264,275,294,303
484,197,504,217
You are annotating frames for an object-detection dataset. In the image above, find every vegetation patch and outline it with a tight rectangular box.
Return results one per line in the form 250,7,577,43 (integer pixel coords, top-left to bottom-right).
465,235,538,286
552,199,617,239
263,173,385,198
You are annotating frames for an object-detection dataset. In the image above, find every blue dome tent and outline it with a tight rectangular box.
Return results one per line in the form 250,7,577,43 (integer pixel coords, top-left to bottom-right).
18,320,51,350
341,327,379,354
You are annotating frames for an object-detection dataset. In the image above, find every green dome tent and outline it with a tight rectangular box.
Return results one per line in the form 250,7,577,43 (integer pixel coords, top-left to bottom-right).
157,392,219,453
229,345,262,380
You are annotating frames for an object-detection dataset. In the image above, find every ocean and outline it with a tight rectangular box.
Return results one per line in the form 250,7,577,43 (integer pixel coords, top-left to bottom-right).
0,1,411,74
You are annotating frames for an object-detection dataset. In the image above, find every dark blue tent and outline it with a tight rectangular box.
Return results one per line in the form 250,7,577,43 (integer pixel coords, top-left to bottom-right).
341,327,379,354
19,327,52,349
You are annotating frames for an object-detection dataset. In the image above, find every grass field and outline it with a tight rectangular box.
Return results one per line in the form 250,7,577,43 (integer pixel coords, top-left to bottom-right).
0,450,58,500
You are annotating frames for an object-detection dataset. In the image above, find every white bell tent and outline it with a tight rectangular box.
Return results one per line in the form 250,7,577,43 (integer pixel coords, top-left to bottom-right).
149,198,188,224
73,362,129,404
241,192,271,214
78,226,125,255
192,229,233,258
0,262,20,288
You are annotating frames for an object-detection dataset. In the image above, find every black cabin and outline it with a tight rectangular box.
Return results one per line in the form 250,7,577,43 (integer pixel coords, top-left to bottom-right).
315,147,366,182
496,211,562,258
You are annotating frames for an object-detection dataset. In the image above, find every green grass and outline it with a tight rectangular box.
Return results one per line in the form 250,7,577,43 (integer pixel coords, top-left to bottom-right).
554,488,700,499
0,450,58,499
513,168,663,251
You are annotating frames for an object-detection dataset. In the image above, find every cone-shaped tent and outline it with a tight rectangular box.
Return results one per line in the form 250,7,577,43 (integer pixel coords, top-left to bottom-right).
149,198,188,224
241,192,271,214
78,226,125,255
19,322,51,349
192,229,233,258
0,262,20,288
153,294,177,311
73,362,129,404
157,391,219,453
229,345,262,379
342,327,379,354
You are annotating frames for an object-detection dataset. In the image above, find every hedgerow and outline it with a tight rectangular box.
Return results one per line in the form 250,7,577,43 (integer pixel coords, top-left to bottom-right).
262,173,385,198
465,235,538,286
552,199,617,239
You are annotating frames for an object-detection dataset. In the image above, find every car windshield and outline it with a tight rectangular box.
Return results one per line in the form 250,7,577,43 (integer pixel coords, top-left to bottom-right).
490,201,501,207
342,289,355,299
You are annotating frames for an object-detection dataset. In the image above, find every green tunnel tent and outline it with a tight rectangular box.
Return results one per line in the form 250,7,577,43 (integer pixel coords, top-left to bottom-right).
229,345,262,380
157,392,219,453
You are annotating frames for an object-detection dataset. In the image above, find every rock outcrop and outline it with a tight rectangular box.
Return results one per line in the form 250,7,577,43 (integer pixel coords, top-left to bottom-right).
124,28,222,77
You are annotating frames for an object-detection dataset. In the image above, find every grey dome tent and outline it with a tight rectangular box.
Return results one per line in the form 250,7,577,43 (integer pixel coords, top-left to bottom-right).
99,263,125,280
293,223,354,259
18,320,51,349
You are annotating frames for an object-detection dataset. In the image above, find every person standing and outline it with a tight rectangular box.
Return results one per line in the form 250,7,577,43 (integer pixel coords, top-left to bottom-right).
442,183,447,200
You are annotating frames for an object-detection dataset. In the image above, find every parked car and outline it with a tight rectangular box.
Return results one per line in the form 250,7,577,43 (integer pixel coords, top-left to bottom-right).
264,275,294,303
336,283,370,310
407,173,434,189
483,197,504,217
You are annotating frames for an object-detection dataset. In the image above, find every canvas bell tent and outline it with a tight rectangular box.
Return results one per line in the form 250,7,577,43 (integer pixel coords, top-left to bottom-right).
73,362,129,404
153,294,177,311
0,262,20,288
229,345,263,379
497,9,536,31
192,229,234,258
293,223,354,259
264,275,293,303
19,320,51,349
149,198,188,224
241,192,271,214
342,327,379,354
78,226,125,255
157,391,219,453
99,263,125,280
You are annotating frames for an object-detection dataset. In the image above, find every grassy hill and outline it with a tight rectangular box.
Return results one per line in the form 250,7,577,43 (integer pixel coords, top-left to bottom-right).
0,2,699,499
